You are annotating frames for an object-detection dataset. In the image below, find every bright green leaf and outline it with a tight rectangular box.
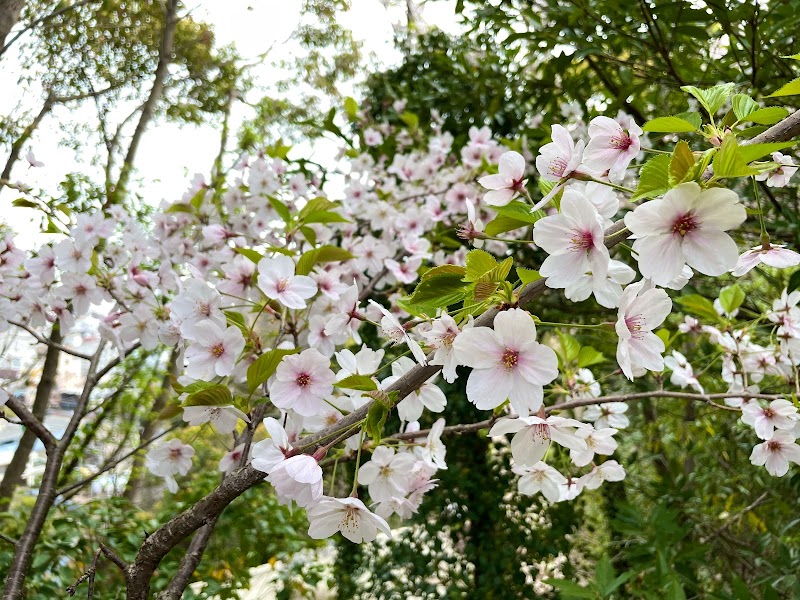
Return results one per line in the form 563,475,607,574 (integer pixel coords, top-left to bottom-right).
719,284,745,315
516,267,541,286
184,384,233,407
334,374,378,392
632,154,671,201
768,77,800,98
642,115,700,133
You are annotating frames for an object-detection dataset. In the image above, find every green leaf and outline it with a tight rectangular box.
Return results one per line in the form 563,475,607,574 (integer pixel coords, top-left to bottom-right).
669,140,696,184
11,198,38,209
556,331,580,366
364,402,389,444
403,273,468,311
577,346,605,368
299,225,317,247
421,264,466,281
165,203,194,214
184,384,233,407
544,579,596,598
474,256,513,284
788,269,800,293
344,96,358,119
189,187,206,210
595,555,615,596
173,380,216,395
300,210,350,225
224,310,248,334
642,115,700,133
719,284,745,314
267,196,291,223
768,77,800,97
464,249,498,282
732,94,758,121
247,348,300,393
681,83,735,116
632,155,671,201
675,294,720,322
492,201,543,224
712,136,759,178
334,374,378,392
743,106,789,125
399,111,419,130
737,142,797,164
485,214,531,236
516,267,541,286
233,247,265,264
296,245,354,276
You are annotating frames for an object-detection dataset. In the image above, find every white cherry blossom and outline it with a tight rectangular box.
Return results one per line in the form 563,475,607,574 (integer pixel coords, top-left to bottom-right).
453,308,558,415
307,496,392,543
257,255,318,309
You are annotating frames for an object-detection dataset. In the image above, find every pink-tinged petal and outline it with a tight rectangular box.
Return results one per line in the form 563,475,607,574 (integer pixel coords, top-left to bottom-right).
628,288,672,329
263,417,289,449
290,275,318,298
692,188,747,230
732,250,763,276
516,343,559,386
483,188,516,206
632,234,685,285
683,229,739,276
625,192,687,237
499,151,526,180
508,374,543,416
551,124,575,156
189,321,223,346
532,214,574,252
453,328,501,369
307,512,342,540
761,247,800,269
560,189,602,228
277,290,308,309
488,417,528,437
627,334,665,371
549,428,587,452
540,252,591,288
478,173,511,190
588,116,622,137
511,427,550,466
765,452,789,477
465,367,513,410
494,308,538,351
261,254,296,279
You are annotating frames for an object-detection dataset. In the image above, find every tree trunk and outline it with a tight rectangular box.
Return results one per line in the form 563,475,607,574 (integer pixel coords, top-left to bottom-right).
0,325,61,509
109,0,179,205
0,0,25,49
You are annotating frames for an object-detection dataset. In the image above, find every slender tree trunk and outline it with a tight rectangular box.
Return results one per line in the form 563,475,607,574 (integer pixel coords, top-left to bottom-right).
0,0,25,49
0,325,61,509
109,0,179,205
0,94,53,193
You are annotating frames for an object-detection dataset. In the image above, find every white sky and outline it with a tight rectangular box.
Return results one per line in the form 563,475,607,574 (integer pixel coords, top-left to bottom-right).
1,0,461,248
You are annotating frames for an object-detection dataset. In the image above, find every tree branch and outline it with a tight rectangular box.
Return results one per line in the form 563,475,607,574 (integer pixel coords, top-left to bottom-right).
9,319,92,360
3,396,57,452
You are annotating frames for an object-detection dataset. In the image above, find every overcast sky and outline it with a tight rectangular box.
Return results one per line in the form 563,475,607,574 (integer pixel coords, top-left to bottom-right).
2,0,460,248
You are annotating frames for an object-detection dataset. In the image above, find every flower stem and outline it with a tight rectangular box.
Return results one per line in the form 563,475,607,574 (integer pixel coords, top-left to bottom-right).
587,177,636,194
350,429,365,497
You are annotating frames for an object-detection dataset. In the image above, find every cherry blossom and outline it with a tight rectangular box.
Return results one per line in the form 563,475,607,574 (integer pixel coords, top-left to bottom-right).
381,357,445,422
625,182,747,285
307,496,392,543
369,300,428,365
413,418,447,470
183,322,245,380
182,404,250,434
532,188,610,291
219,444,246,473
580,460,626,489
488,415,589,466
741,399,798,440
535,124,585,183
583,115,642,182
750,431,800,477
755,152,798,187
146,438,195,493
267,454,324,507
251,417,292,474
477,150,527,206
615,280,672,380
268,349,336,417
257,255,318,309
732,243,800,276
570,427,618,467
513,461,567,502
664,350,704,393
357,446,417,501
453,308,559,415
420,313,473,383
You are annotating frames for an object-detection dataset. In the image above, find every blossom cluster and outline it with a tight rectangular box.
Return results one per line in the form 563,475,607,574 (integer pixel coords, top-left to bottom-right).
2,98,800,545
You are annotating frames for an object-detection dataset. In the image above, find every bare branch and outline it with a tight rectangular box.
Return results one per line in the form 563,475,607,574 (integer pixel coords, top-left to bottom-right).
4,396,57,451
9,320,92,360
57,425,181,498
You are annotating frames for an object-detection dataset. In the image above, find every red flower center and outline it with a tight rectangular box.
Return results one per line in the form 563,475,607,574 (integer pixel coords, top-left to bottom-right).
296,372,311,387
672,213,698,237
502,349,519,370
